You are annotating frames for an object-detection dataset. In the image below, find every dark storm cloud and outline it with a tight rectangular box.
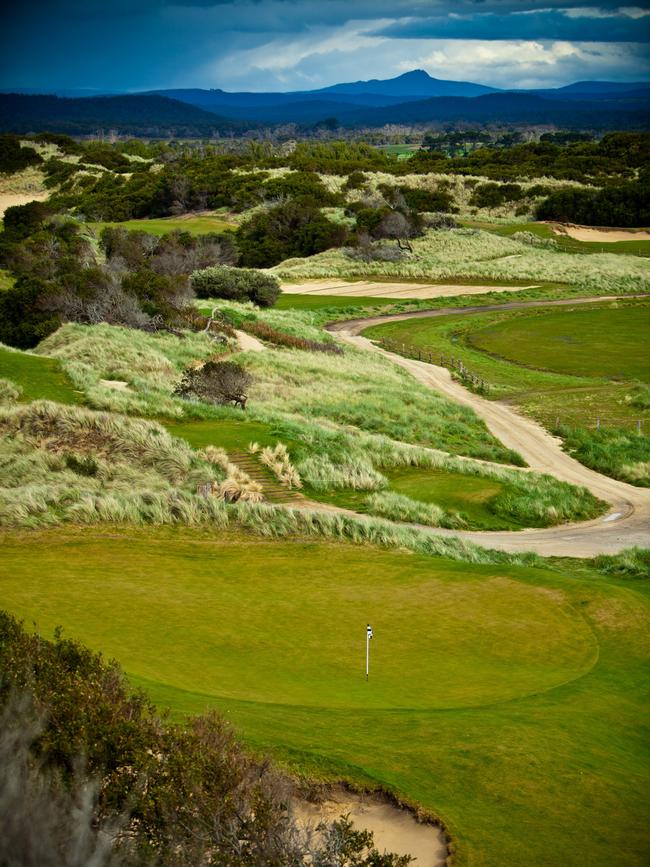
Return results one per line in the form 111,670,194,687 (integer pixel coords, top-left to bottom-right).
1,1,649,91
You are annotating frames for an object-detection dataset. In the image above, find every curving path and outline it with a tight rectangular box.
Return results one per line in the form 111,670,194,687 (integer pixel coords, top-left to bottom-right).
324,296,650,557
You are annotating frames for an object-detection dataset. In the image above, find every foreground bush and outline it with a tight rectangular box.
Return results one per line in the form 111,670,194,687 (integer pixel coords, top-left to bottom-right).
174,360,253,409
191,265,280,307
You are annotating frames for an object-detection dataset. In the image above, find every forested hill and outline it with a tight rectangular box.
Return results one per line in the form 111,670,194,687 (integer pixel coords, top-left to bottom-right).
0,93,241,135
334,92,650,129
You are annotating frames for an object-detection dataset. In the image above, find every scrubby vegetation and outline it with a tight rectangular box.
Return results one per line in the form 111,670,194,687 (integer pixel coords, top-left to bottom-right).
191,265,280,306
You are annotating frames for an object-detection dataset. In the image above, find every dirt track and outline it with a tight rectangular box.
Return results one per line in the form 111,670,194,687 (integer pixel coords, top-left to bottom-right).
326,297,650,557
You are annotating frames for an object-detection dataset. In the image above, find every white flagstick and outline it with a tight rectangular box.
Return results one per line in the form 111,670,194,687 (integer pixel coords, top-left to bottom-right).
366,624,373,681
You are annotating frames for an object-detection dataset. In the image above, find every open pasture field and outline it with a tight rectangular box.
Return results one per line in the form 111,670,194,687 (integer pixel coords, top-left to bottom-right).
89,213,237,237
1,525,648,867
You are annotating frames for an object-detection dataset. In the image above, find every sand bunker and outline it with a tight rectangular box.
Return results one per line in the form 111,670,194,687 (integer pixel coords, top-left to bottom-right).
293,790,447,866
282,279,537,300
553,223,650,243
0,193,48,220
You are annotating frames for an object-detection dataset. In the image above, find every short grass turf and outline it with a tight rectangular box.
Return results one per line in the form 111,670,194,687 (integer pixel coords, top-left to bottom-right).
364,300,650,431
1,526,648,867
468,305,650,382
305,466,521,531
0,345,81,404
275,293,398,311
89,215,236,237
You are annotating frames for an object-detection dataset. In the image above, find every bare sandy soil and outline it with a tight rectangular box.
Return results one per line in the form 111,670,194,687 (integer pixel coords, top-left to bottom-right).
0,193,48,220
99,379,131,392
293,790,447,866
281,279,538,300
234,329,265,352
552,223,650,243
327,297,650,558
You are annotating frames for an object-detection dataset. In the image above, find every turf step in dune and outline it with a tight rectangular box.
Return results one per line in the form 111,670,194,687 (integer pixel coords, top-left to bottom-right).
228,449,306,504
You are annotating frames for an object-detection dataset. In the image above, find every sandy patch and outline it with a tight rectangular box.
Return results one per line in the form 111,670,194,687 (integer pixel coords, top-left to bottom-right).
553,224,650,243
99,379,131,392
281,279,537,300
0,193,48,221
234,329,266,352
294,791,447,866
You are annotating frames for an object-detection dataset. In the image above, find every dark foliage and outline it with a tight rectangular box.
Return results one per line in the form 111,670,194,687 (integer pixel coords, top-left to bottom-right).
191,264,280,306
174,360,253,409
237,200,349,267
469,182,523,208
0,134,43,174
535,181,650,227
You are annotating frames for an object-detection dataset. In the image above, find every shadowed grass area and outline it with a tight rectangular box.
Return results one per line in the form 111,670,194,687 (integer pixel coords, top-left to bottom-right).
0,525,647,867
0,345,82,404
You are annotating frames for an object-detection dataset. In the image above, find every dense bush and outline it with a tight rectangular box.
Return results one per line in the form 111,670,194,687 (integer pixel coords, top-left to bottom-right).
237,200,349,267
174,360,253,408
469,182,523,208
191,265,280,306
0,135,43,174
536,181,650,227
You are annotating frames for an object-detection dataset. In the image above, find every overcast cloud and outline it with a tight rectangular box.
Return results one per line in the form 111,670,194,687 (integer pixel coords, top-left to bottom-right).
1,1,649,91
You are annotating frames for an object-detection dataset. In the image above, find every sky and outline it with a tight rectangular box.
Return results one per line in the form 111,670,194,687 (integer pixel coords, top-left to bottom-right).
1,1,649,93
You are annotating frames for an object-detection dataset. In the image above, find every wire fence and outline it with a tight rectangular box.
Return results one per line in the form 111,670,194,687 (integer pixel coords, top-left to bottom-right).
378,337,647,435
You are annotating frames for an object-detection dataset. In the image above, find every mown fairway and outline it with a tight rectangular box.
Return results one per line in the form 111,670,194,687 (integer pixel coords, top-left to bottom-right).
1,526,648,866
0,345,81,404
468,305,650,382
90,214,237,237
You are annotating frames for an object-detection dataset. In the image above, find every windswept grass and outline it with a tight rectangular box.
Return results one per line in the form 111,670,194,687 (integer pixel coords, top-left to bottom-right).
0,401,226,528
34,323,225,417
273,227,650,296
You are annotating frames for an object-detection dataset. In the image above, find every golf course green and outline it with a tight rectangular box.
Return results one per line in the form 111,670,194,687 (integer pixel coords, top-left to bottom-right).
1,526,648,866
467,305,650,382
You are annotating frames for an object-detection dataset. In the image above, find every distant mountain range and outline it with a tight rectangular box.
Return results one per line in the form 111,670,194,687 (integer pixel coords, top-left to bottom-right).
1,70,649,134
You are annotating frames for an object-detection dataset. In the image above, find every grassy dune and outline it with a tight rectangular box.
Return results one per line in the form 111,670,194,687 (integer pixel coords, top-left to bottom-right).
1,526,647,867
273,227,650,295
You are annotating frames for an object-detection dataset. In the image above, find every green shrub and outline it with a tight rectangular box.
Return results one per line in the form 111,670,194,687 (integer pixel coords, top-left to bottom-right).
191,265,280,307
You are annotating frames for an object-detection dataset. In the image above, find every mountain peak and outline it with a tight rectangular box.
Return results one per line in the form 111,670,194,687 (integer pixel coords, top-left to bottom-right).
398,69,434,80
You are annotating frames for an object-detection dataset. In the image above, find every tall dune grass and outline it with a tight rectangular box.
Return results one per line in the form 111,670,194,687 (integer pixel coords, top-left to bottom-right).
273,228,650,294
